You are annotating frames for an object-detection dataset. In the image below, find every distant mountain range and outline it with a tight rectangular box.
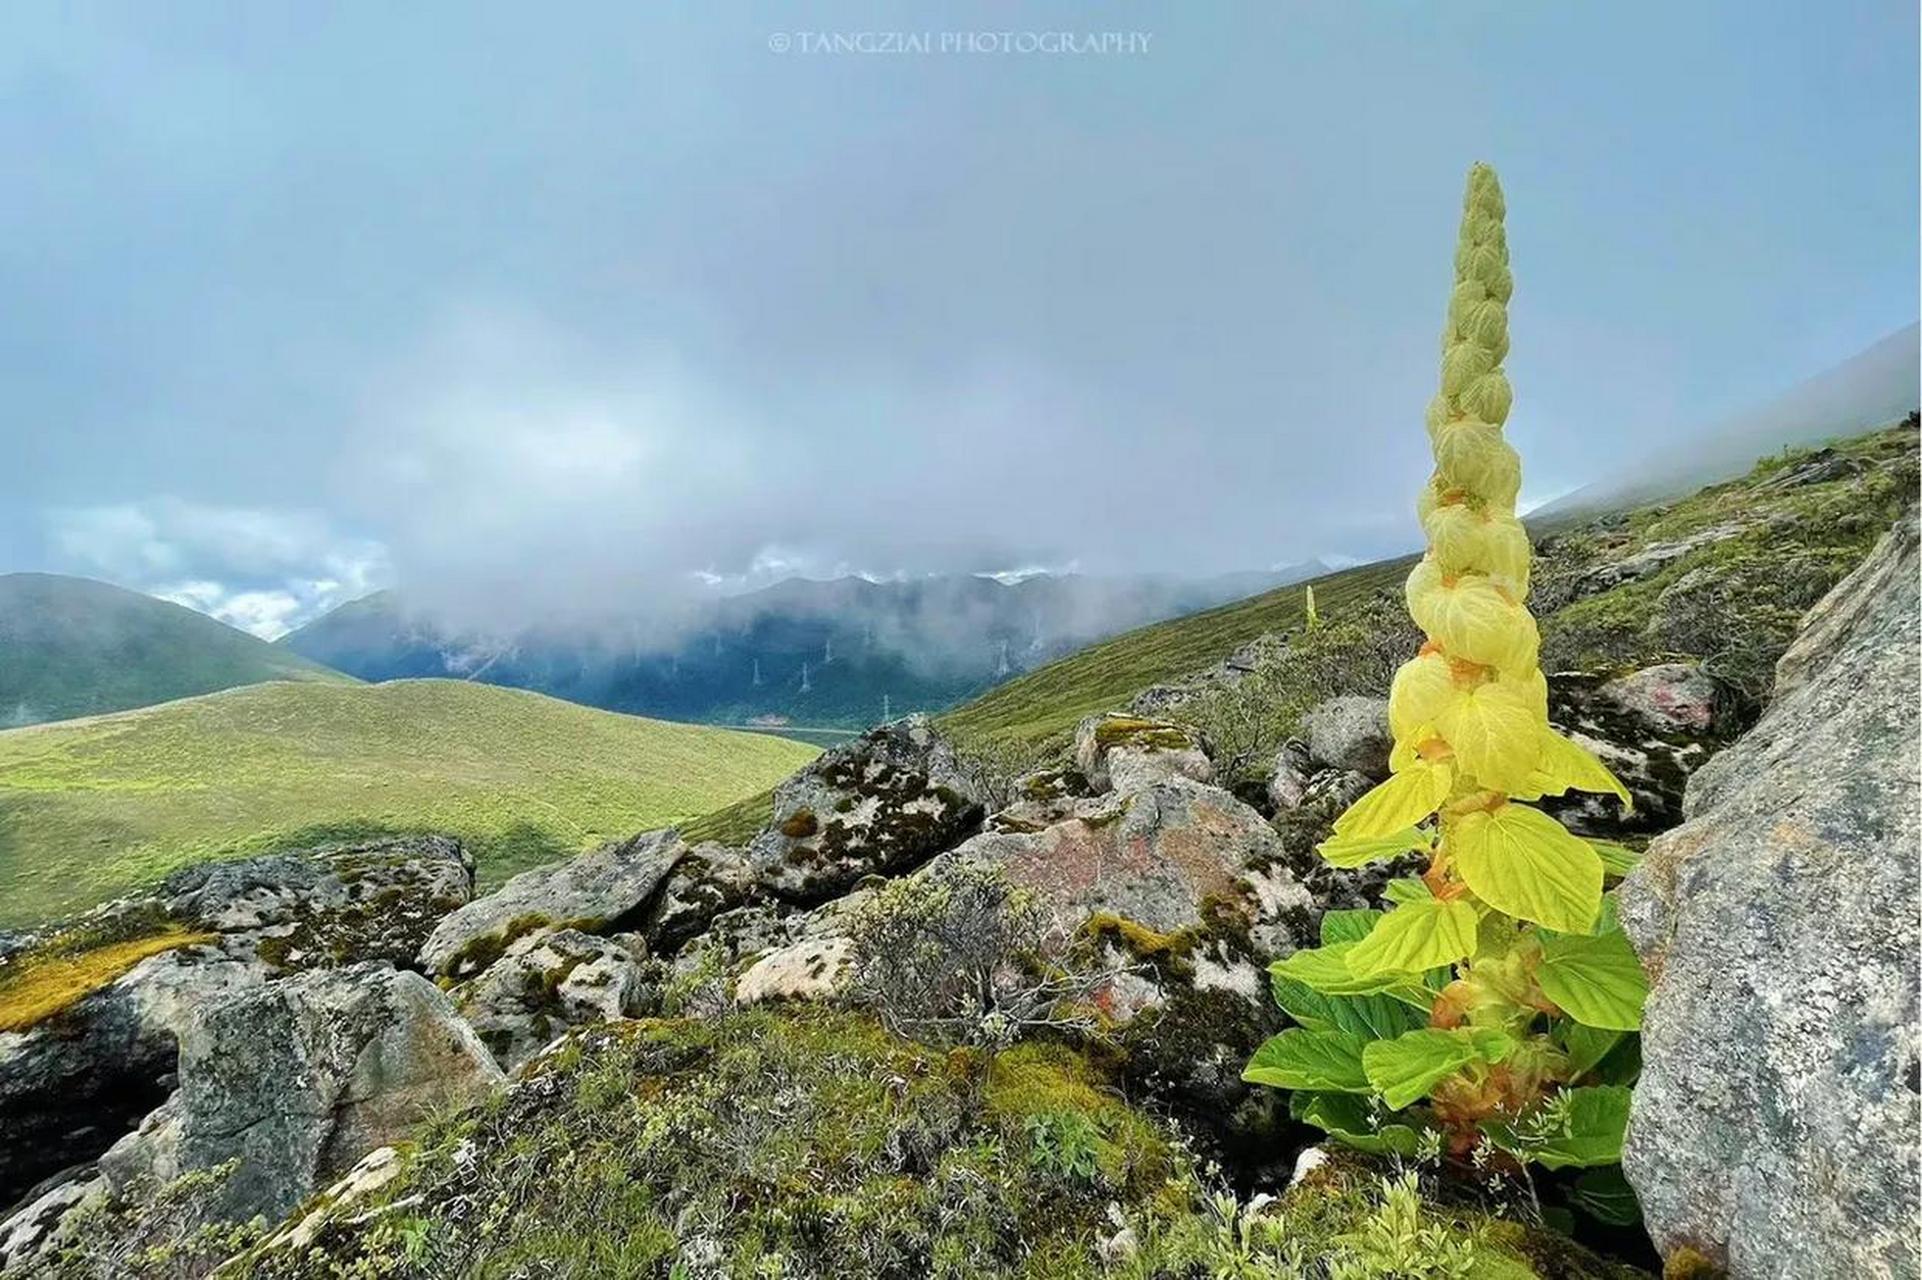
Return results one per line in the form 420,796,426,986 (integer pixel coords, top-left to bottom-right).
278,567,1325,729
1534,323,1919,521
0,573,354,728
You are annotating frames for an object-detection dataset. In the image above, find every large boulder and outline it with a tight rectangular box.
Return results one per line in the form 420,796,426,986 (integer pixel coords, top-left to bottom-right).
454,928,653,1069
418,829,684,979
1618,513,1920,1278
748,716,983,902
98,962,502,1227
0,945,264,1211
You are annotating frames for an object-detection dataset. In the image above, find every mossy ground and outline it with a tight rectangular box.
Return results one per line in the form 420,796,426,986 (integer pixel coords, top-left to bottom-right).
0,922,216,1033
200,1008,1643,1280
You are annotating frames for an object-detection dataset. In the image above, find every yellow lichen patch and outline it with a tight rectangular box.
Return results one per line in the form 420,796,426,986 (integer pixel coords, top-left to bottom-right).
0,926,217,1033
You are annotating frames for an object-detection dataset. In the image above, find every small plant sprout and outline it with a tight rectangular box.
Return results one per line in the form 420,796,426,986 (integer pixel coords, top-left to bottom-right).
1244,164,1648,1184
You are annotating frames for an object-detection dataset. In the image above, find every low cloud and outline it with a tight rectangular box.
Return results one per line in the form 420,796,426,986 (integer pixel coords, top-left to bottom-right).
46,499,389,638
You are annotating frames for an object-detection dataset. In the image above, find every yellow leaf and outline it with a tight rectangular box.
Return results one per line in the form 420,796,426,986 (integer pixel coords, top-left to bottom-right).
1405,560,1539,673
1388,653,1458,742
1437,680,1544,792
1535,730,1633,810
1430,420,1521,509
1317,826,1432,870
1346,898,1481,977
1423,505,1530,596
1448,802,1602,933
1334,762,1453,839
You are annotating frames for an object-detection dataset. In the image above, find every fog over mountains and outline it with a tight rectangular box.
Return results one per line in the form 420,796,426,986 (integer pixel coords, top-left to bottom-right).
281,565,1324,729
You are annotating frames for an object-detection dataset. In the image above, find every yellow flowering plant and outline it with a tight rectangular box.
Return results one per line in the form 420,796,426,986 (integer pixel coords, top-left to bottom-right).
1244,165,1648,1185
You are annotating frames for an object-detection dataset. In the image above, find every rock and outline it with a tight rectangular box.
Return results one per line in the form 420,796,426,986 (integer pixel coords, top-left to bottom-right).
454,928,653,1069
419,829,685,979
747,715,984,902
160,835,475,971
1266,739,1315,811
736,936,855,1005
1074,713,1214,794
0,1173,105,1272
0,946,265,1210
1542,664,1738,837
1569,522,1749,600
642,843,757,956
254,1144,406,1254
98,962,502,1228
1618,513,1920,1278
1300,696,1393,778
1754,446,1864,491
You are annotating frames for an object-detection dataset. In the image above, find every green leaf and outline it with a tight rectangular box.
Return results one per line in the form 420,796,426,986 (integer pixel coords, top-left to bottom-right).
1320,910,1382,945
1537,731,1632,809
1556,1023,1625,1079
1360,1028,1514,1110
1568,1166,1642,1226
1486,1086,1632,1170
1538,928,1647,1031
1243,1029,1371,1092
1382,877,1432,904
1449,801,1603,933
1269,944,1434,1004
1318,826,1431,869
1270,972,1426,1041
1587,840,1643,877
1345,898,1480,977
1292,1091,1427,1157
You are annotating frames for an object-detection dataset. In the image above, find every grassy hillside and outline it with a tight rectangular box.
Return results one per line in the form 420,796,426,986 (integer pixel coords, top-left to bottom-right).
0,573,354,727
937,557,1417,751
940,422,1917,757
0,679,818,928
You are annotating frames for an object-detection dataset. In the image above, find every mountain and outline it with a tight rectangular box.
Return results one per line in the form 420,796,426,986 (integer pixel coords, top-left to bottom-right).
279,567,1323,730
0,678,818,927
1533,323,1919,522
0,573,355,728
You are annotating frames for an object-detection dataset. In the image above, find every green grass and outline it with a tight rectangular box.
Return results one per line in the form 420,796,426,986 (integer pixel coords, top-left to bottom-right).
937,556,1417,752
0,573,355,727
0,679,818,928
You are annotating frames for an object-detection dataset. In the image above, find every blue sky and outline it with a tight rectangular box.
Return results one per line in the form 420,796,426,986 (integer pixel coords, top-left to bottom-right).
2,1,1915,634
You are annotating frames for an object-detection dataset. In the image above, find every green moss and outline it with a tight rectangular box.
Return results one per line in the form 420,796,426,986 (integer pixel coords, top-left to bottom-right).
444,911,554,978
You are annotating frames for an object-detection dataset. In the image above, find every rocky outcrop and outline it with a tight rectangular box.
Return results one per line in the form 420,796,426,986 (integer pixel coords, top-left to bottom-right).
160,835,474,971
418,829,684,979
98,962,502,1227
0,946,264,1211
454,928,652,1069
1074,713,1214,794
747,716,983,902
1619,513,1920,1278
641,842,757,955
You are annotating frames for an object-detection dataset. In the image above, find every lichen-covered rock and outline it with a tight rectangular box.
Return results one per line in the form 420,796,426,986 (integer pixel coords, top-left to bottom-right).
1074,713,1214,795
641,842,756,956
418,829,684,979
747,715,983,902
1619,512,1920,1278
1300,695,1392,778
944,782,1310,959
735,936,855,1005
0,945,264,1210
1542,663,1738,838
97,962,502,1228
1266,739,1315,811
160,835,475,972
0,1172,104,1271
454,928,652,1069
